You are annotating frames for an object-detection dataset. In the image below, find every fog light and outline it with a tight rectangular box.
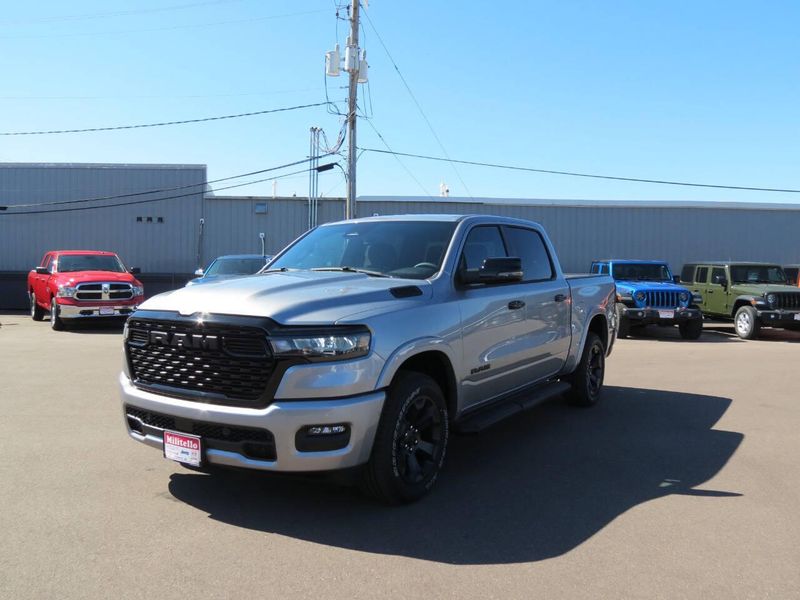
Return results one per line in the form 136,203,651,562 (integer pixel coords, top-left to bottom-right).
296,424,351,452
308,424,347,436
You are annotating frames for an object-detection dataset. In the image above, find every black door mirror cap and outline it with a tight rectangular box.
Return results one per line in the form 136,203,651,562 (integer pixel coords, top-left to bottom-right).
129,267,141,275
34,266,50,275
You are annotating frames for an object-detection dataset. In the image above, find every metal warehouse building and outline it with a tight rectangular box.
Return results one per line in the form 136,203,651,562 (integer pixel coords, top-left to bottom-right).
2,162,799,309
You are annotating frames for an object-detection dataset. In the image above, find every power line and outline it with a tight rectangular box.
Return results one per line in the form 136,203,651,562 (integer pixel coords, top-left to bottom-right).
0,168,323,216
0,1,244,24
360,4,474,199
3,156,334,209
0,9,327,40
361,119,432,200
0,102,329,136
361,148,800,194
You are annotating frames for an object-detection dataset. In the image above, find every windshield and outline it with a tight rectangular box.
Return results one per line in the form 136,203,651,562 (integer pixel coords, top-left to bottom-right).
269,221,458,279
57,254,125,273
206,257,267,277
730,265,787,285
612,263,672,282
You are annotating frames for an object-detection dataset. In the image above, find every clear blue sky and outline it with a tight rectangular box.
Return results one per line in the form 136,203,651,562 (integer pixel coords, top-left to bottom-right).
0,0,798,203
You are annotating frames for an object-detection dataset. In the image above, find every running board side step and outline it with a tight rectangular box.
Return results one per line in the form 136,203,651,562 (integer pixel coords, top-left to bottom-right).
455,380,571,434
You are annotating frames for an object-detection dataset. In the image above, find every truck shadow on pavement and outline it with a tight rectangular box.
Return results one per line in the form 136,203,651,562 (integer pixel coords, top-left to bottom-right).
168,386,743,565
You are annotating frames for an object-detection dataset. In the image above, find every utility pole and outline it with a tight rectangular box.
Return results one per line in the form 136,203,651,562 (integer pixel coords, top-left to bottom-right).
345,0,360,220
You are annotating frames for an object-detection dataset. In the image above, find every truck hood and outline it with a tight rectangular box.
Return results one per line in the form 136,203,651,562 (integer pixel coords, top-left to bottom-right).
731,283,800,295
614,280,687,293
139,270,433,325
52,271,139,285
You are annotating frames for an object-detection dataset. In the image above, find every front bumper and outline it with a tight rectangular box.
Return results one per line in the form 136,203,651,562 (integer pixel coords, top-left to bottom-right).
755,309,800,326
119,373,385,472
621,306,702,325
58,303,138,319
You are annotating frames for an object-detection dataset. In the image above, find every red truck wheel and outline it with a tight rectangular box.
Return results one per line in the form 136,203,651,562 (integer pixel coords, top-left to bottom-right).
50,298,65,331
30,292,45,321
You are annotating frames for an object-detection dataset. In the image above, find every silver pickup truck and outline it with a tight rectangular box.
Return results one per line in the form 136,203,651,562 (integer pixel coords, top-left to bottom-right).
120,215,616,503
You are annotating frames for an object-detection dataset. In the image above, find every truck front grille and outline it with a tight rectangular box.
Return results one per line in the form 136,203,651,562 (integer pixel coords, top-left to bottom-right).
644,291,680,308
126,318,275,407
125,405,277,461
774,293,800,310
75,282,133,301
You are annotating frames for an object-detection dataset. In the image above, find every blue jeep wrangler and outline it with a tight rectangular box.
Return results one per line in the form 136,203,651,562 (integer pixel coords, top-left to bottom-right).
591,260,703,339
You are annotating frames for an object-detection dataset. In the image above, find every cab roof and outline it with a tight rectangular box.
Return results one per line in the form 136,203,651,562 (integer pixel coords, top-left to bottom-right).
52,250,117,256
593,259,669,265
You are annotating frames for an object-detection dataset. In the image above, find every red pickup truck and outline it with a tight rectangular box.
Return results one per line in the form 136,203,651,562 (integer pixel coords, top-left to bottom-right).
28,250,144,330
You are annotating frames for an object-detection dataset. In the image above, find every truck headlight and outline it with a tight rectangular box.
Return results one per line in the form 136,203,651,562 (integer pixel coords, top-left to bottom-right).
56,285,77,298
634,291,646,302
132,285,144,297
269,329,370,361
766,293,777,308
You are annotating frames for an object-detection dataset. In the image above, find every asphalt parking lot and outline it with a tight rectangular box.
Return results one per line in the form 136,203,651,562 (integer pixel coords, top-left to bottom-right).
1,313,799,599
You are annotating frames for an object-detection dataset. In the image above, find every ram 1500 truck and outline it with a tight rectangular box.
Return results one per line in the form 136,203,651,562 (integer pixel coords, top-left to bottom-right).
119,215,616,503
28,250,144,330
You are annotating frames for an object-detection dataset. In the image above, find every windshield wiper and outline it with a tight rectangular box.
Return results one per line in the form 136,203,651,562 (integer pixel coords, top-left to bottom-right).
311,266,391,278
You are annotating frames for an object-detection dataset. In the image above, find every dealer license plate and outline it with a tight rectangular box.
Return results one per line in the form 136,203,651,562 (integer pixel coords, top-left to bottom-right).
163,430,202,467
794,314,800,321
99,307,114,315
658,310,675,319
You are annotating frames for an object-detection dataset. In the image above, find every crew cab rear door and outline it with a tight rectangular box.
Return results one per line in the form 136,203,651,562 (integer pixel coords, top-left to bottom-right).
455,224,570,410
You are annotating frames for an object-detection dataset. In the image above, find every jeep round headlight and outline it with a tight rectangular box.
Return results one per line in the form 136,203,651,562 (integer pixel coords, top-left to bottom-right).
269,329,370,361
766,293,777,308
634,291,646,302
679,291,689,303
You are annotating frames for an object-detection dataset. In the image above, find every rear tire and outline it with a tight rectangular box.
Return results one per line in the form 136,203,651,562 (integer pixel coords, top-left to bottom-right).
50,298,64,331
30,292,45,321
679,318,703,340
615,304,630,339
566,332,605,407
360,372,449,504
734,305,759,340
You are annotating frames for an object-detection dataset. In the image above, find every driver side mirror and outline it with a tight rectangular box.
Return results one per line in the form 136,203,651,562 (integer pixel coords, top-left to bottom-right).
713,274,728,287
35,266,49,275
460,257,523,285
194,268,204,277
673,275,681,283
129,267,141,275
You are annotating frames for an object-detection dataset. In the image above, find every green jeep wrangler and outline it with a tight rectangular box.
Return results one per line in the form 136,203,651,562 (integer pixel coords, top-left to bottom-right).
680,262,800,339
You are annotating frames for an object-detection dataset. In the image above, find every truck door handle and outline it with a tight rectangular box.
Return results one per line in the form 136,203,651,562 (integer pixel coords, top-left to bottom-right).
554,294,567,302
508,300,525,310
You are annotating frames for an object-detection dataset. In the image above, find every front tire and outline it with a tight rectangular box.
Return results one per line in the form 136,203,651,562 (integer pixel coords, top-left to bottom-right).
734,305,759,340
566,332,605,407
679,318,703,340
30,292,45,321
50,298,64,331
360,372,449,504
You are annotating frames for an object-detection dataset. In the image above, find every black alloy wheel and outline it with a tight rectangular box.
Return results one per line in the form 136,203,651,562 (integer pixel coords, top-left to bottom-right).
395,393,446,486
566,332,605,407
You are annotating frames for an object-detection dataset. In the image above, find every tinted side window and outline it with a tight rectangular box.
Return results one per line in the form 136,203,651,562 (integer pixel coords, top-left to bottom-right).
461,226,507,270
680,265,695,283
44,255,55,272
711,267,726,283
695,266,709,284
786,268,799,285
590,263,600,274
502,227,553,281
599,264,609,274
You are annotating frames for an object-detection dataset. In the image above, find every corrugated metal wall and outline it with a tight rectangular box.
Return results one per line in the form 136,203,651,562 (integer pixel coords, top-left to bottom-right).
0,163,205,273
201,197,345,264
1,162,798,279
352,199,800,273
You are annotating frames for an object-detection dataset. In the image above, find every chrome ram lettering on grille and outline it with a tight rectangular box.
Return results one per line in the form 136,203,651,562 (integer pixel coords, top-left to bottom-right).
148,330,219,350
